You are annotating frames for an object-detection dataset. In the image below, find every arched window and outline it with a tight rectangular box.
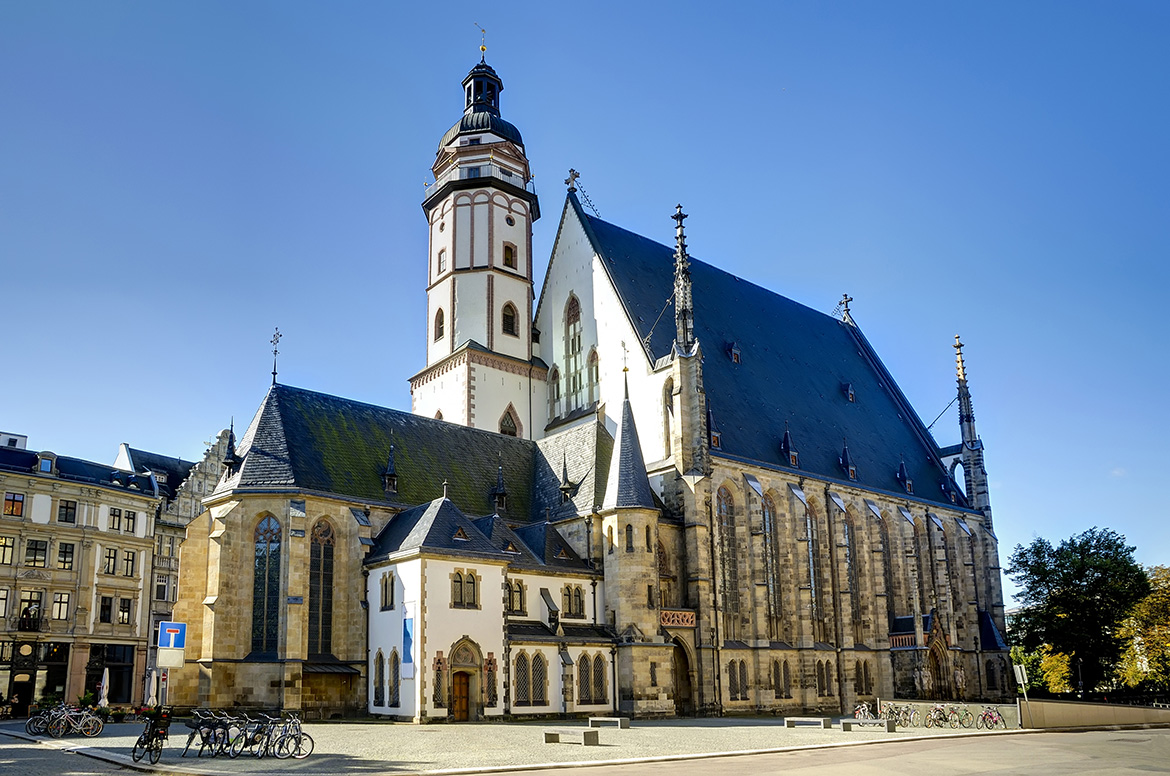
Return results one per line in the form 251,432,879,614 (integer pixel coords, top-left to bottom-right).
464,572,477,607
503,243,516,269
739,660,749,701
532,653,548,704
452,571,464,606
728,660,740,700
606,526,614,554
825,660,834,696
761,493,781,639
390,650,401,707
435,410,444,421
772,660,781,694
816,661,825,696
374,650,385,706
548,366,561,420
592,653,607,703
562,585,572,614
645,525,652,552
514,653,531,706
625,524,634,553
573,587,584,617
564,295,583,410
717,487,740,639
434,308,445,341
308,520,335,657
855,660,863,694
783,660,791,698
587,349,599,404
502,303,518,336
500,410,518,437
578,654,592,704
251,516,281,654
804,503,821,639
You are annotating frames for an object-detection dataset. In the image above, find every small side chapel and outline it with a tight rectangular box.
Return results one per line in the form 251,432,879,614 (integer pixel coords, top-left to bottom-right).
170,54,1011,720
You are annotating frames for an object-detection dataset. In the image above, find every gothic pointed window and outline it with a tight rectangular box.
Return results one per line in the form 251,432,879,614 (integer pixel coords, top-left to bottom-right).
728,660,739,700
502,303,518,337
464,571,477,607
390,650,401,707
514,653,530,705
374,650,385,706
761,494,782,639
308,520,335,657
587,349,599,404
452,571,464,606
578,654,592,704
548,367,561,420
564,295,583,410
532,653,547,704
593,653,606,703
717,487,740,639
662,377,674,458
739,660,749,701
434,308,445,342
251,516,281,654
499,410,518,437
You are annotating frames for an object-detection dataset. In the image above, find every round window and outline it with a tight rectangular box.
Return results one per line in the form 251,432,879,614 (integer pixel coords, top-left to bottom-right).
439,222,446,232
505,216,515,226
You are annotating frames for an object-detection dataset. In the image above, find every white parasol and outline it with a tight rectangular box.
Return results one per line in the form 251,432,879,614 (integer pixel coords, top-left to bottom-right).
145,668,157,707
98,667,110,708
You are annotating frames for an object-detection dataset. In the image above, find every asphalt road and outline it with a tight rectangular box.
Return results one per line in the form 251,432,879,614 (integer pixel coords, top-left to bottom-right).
0,736,129,776
492,729,1170,776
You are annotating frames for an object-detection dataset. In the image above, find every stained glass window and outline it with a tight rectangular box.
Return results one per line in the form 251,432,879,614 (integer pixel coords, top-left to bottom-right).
251,516,281,654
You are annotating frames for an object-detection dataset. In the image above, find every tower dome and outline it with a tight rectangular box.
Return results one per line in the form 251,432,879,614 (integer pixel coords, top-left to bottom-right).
438,59,524,151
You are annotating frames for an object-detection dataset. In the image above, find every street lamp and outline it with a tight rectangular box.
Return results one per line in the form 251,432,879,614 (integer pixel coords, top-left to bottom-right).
1076,657,1084,700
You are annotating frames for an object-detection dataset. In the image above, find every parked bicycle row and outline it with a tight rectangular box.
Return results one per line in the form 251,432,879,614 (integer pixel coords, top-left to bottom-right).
872,701,1008,730
24,703,104,738
182,708,314,760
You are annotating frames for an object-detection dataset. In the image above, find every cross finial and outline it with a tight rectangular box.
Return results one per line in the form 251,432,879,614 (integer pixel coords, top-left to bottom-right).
270,327,282,385
841,293,853,315
565,168,579,192
954,335,967,382
475,23,487,60
621,340,629,372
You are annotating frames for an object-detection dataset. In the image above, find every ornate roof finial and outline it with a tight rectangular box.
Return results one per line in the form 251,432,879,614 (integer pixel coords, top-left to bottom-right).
673,205,695,351
954,335,967,383
565,168,579,193
442,479,449,499
270,327,282,385
475,23,487,61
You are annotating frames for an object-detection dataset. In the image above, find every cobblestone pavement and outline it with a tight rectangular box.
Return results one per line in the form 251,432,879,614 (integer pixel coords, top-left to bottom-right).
0,714,1023,775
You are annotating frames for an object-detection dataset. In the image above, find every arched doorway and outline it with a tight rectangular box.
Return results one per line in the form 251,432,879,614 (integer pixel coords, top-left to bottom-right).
926,641,950,700
671,639,694,715
448,639,482,722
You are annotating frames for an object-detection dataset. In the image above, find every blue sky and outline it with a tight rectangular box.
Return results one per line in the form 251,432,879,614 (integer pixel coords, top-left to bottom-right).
2,2,1167,600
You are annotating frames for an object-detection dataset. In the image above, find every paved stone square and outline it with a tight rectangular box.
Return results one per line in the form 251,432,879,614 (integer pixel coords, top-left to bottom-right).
1,711,1021,775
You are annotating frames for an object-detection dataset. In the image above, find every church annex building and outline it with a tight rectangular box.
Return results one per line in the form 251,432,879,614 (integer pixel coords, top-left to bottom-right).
171,57,1011,721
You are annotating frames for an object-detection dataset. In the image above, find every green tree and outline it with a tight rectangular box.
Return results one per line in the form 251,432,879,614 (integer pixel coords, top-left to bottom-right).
1007,527,1150,693
1118,566,1170,690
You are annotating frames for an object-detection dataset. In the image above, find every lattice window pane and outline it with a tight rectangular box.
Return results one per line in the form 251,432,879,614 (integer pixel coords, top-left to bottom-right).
532,654,547,704
514,654,530,705
578,655,591,704
593,654,606,703
390,652,400,707
728,660,739,700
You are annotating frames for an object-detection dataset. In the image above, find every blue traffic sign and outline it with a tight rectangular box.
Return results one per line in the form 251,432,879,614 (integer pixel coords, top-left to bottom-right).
158,621,187,649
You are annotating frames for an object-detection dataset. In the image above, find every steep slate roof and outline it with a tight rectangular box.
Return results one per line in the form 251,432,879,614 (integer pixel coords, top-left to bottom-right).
512,522,592,572
122,448,197,499
601,379,655,511
366,497,508,563
568,194,966,508
532,419,612,521
219,384,536,519
0,447,156,494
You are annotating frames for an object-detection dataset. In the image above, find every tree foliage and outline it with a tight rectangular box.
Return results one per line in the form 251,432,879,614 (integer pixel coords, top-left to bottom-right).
1007,527,1149,692
1118,566,1170,689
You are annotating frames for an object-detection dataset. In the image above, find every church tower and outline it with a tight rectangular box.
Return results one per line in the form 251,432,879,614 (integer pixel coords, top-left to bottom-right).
410,54,545,436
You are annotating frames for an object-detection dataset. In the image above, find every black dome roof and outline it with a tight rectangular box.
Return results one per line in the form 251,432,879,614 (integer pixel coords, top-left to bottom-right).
438,111,524,150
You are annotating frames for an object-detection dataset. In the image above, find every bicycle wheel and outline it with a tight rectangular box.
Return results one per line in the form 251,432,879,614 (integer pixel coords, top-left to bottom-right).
47,717,68,738
228,732,246,759
81,716,103,737
182,730,197,757
274,734,294,759
132,733,147,762
910,709,921,727
292,732,314,759
960,709,974,728
25,715,48,736
976,712,985,729
996,714,1008,730
149,740,163,765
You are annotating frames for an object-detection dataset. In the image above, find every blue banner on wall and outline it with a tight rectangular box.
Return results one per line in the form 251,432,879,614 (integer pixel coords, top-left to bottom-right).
403,618,413,663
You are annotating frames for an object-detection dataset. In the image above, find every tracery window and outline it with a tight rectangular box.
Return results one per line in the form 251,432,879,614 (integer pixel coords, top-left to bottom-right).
587,349,599,404
453,571,464,606
390,650,401,707
532,653,547,704
485,655,498,707
592,653,607,703
843,518,860,624
374,650,385,706
507,580,525,614
739,660,749,701
514,653,531,706
499,411,518,437
308,520,335,656
717,487,740,639
564,295,583,410
761,494,782,639
548,367,561,420
728,659,740,700
251,516,281,654
578,654,592,704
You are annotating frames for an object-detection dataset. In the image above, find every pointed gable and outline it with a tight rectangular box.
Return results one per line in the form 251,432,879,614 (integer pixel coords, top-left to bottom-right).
366,498,507,563
601,377,655,511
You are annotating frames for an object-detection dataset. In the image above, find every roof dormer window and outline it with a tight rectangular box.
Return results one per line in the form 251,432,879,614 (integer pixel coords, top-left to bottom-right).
842,382,856,402
728,342,741,364
37,454,55,474
710,431,722,449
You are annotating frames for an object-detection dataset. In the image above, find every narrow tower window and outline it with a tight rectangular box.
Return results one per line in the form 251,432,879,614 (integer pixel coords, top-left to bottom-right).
502,303,518,336
434,309,445,341
503,244,517,269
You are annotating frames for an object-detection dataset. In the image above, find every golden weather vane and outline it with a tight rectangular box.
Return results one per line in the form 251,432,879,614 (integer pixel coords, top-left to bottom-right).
475,23,487,58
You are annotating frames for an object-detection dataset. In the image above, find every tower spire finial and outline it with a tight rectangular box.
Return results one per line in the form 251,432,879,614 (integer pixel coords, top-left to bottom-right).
565,168,579,193
673,205,695,351
475,23,487,61
954,335,967,383
270,327,282,385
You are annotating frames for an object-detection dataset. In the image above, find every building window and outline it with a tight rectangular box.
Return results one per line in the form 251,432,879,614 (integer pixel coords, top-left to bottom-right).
502,303,518,336
0,536,12,565
717,487,740,638
761,494,782,639
548,367,561,420
123,550,135,577
3,493,24,516
432,655,446,708
251,516,282,654
118,598,132,625
564,295,583,410
499,411,518,437
452,570,478,608
592,654,607,703
373,650,385,707
561,585,585,618
103,547,117,574
58,542,74,571
507,580,525,614
485,655,498,707
57,500,77,524
739,660,749,700
434,309,445,341
514,653,531,706
125,511,136,533
607,526,614,554
625,524,634,553
503,243,517,269
452,572,464,606
437,249,447,273
389,650,401,707
577,654,592,704
532,652,547,704
109,508,122,531
650,661,658,687
24,539,48,568
308,520,335,657
0,587,7,618
39,457,53,472
99,595,113,623
156,574,169,601
381,572,395,610
52,592,70,620
18,591,43,627
728,660,739,700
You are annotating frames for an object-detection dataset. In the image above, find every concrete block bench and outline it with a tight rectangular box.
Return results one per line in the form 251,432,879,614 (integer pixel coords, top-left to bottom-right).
783,716,833,729
588,717,630,729
544,728,600,746
841,718,896,732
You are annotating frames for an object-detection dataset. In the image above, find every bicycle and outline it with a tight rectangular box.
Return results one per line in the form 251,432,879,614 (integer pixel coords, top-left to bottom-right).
182,709,240,757
976,705,1008,730
47,705,103,738
272,711,314,760
924,703,949,728
131,707,173,765
853,701,873,719
228,713,280,759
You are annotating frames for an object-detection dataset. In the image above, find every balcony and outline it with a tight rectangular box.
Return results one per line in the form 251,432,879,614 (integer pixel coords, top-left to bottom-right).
423,162,537,205
889,633,917,649
10,614,47,633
